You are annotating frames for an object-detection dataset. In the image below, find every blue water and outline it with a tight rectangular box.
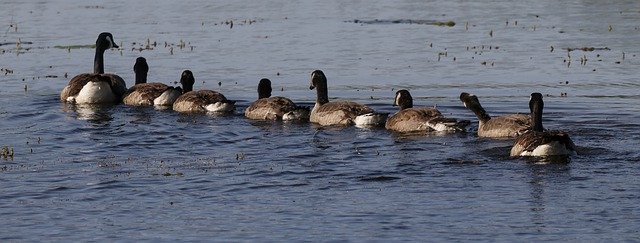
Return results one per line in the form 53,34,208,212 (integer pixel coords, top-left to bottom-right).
1,0,640,241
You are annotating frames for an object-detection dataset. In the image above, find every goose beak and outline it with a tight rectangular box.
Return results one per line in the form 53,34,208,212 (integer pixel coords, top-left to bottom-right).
309,85,315,90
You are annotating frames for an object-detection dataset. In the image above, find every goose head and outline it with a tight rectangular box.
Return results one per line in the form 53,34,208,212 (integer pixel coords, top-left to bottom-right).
529,92,544,132
133,57,149,84
257,78,272,99
459,92,480,109
393,89,413,110
460,92,491,121
309,70,326,90
309,70,329,105
180,70,195,93
97,32,119,51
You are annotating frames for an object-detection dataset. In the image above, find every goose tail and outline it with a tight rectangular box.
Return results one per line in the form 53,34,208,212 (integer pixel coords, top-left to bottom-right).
205,100,236,112
354,112,389,128
283,106,311,122
426,117,470,132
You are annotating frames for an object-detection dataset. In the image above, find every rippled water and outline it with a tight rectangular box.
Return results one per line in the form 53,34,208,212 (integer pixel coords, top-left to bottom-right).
1,0,640,241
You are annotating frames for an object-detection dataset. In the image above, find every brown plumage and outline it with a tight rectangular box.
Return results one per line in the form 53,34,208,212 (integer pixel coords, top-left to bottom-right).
245,97,298,120
60,32,126,103
386,90,468,132
173,90,233,113
460,92,531,138
123,83,172,106
510,93,577,156
511,130,576,156
122,57,180,106
60,73,126,102
245,78,302,120
309,70,383,126
171,70,235,113
311,101,374,126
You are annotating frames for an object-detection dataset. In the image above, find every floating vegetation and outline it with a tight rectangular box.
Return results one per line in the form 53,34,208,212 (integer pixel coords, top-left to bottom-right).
131,38,158,52
434,21,456,27
1,146,14,160
349,19,455,27
162,172,184,177
566,47,611,52
1,68,13,75
53,44,95,50
0,41,33,47
205,18,260,29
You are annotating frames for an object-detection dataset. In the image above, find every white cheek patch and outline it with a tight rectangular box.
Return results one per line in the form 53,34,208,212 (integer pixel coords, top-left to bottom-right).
395,94,401,105
106,36,114,48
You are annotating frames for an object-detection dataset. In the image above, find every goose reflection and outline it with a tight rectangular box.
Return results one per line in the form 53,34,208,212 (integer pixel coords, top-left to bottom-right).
61,102,114,125
526,162,571,232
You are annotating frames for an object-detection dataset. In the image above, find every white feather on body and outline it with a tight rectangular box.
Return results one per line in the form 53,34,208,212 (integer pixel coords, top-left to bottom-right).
427,122,456,132
74,81,116,104
354,113,388,128
205,102,235,112
283,109,310,121
512,141,576,157
153,89,181,106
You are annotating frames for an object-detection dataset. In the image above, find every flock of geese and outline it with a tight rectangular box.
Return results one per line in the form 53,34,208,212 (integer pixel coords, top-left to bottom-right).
60,33,577,158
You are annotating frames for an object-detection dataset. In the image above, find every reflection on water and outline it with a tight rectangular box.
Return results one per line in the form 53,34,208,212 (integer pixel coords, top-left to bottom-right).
526,163,571,233
61,103,114,124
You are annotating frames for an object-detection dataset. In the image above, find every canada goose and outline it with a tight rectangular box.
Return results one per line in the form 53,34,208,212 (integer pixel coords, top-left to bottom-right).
386,90,469,132
510,93,577,157
308,70,387,127
172,70,235,113
245,78,309,121
460,92,531,138
122,57,182,106
60,32,127,104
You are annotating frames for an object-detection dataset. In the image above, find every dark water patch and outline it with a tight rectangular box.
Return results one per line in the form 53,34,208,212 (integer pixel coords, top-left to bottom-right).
246,182,310,190
358,175,401,182
512,155,573,164
441,158,486,166
478,145,514,161
582,94,640,99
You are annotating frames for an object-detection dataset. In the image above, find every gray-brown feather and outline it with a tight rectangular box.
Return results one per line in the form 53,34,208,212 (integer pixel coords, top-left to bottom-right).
385,108,442,132
478,113,531,138
310,101,374,126
173,90,229,113
123,83,170,106
245,96,297,120
511,130,576,156
60,73,126,102
102,73,127,99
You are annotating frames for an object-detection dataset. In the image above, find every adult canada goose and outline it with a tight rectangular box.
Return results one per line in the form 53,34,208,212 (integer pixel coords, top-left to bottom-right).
172,70,235,113
510,93,577,157
60,32,127,104
460,92,531,138
386,90,469,132
244,78,309,121
122,57,182,106
308,70,387,127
